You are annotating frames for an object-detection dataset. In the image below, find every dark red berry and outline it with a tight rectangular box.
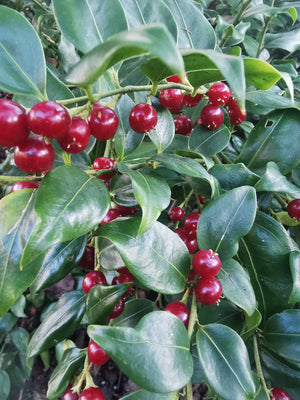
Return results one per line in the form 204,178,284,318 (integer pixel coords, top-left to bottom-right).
112,273,134,297
78,387,105,400
27,100,71,139
0,99,29,147
186,238,197,254
78,245,95,270
117,267,136,281
14,136,55,173
208,82,232,106
198,195,206,203
62,386,79,400
89,105,119,141
174,115,193,136
159,89,183,110
225,96,237,108
93,157,115,180
183,93,203,107
200,104,224,130
165,301,190,329
228,104,247,125
11,181,40,192
109,297,125,319
166,75,181,83
82,271,107,294
168,100,184,114
87,340,110,366
192,249,221,277
183,212,201,232
57,116,90,154
174,228,197,254
115,204,139,215
169,206,184,222
195,277,222,305
100,208,124,225
129,103,158,133
271,388,292,400
287,199,300,221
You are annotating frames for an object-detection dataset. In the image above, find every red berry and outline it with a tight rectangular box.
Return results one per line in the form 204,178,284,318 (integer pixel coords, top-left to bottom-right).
112,273,134,297
174,115,193,136
228,104,246,125
62,386,79,400
192,249,221,277
166,75,181,83
195,277,222,305
208,82,232,106
114,204,139,215
93,157,115,180
82,271,107,294
200,104,224,130
100,208,124,225
174,228,197,254
287,199,300,221
183,93,203,107
78,245,95,270
0,99,29,147
169,206,184,222
14,136,55,173
118,267,136,281
225,96,237,108
109,297,125,319
183,212,201,232
87,340,110,366
27,100,71,139
168,100,184,114
129,103,158,133
88,105,119,141
198,195,206,203
271,388,292,400
159,89,183,110
186,238,198,254
78,387,105,400
11,181,40,192
57,116,90,154
165,301,190,329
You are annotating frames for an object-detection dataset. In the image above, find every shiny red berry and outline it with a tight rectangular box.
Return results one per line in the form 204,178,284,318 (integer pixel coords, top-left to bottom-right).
27,100,71,139
0,99,29,147
57,116,90,154
208,82,232,106
11,181,40,192
166,75,181,83
114,204,139,215
174,228,197,254
183,212,201,232
78,387,105,400
228,104,246,125
200,104,224,130
62,386,79,400
195,277,222,305
78,245,95,270
165,301,190,329
174,115,193,136
198,195,206,203
129,103,158,133
169,206,184,222
159,89,183,110
118,267,136,281
192,249,221,277
100,208,124,225
225,96,237,108
88,105,119,141
87,340,110,366
186,238,198,254
14,136,55,173
93,157,115,180
109,297,125,319
168,100,184,114
183,93,203,107
82,271,107,294
112,273,134,297
271,388,292,400
287,199,300,221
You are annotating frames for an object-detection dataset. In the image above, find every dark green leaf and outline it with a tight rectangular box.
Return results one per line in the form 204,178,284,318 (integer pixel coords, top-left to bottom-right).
96,218,190,294
197,186,257,260
0,370,10,400
240,309,262,340
27,291,86,357
0,5,46,99
47,347,86,400
117,164,171,235
246,87,299,111
189,125,231,157
196,324,256,400
10,327,29,355
0,313,17,342
219,258,257,316
148,106,175,153
265,30,300,53
52,0,127,53
10,295,27,318
121,390,177,399
88,311,193,393
113,299,154,327
210,164,260,190
289,252,300,303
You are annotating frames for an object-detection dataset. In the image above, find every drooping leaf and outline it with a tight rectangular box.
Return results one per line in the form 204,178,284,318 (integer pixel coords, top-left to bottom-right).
289,252,300,303
88,311,193,393
148,106,175,154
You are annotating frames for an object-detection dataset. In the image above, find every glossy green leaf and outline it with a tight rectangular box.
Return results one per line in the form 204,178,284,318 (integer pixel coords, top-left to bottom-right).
10,327,29,355
0,370,10,400
243,58,281,90
0,313,17,343
66,24,185,87
88,311,193,393
238,109,300,174
21,166,110,267
263,310,300,366
0,5,46,99
246,87,300,111
289,252,300,303
189,125,231,157
113,299,154,327
239,211,296,319
265,30,300,53
10,295,26,318
196,324,256,400
242,4,297,20
148,106,175,153
47,347,86,400
163,0,216,49
255,162,300,196
46,65,74,102
197,186,257,260
219,259,256,316
117,164,170,235
241,309,262,340
121,390,177,400
27,291,86,357
96,218,190,294
86,283,131,324
210,163,259,190
52,0,127,53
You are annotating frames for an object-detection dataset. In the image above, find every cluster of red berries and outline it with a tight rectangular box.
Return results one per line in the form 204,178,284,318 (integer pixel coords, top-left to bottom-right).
62,386,105,400
169,208,201,254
